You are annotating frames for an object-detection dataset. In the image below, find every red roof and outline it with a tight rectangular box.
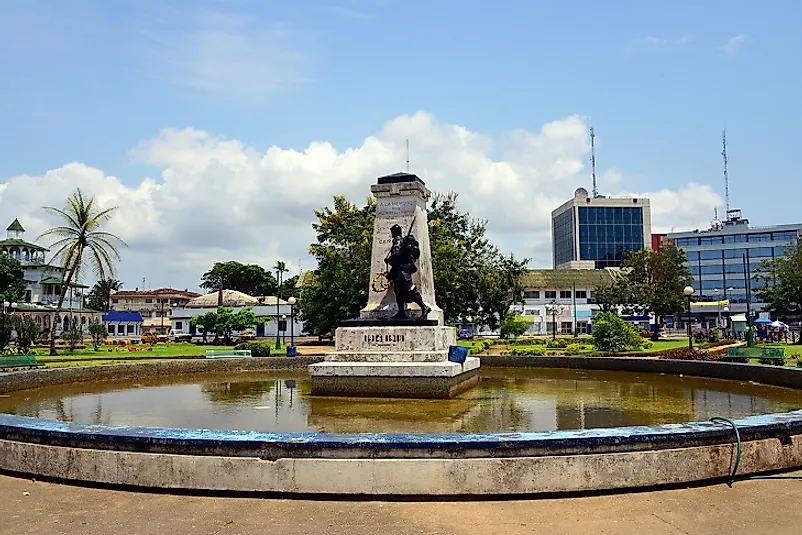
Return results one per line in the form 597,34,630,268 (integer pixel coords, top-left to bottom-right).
112,287,201,298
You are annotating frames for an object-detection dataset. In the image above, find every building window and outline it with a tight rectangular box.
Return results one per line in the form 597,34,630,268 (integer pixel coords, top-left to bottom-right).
700,250,723,260
700,236,723,245
111,299,118,304
523,291,540,299
553,209,576,266
723,234,747,244
117,325,124,335
176,321,183,330
577,206,645,268
545,290,557,299
108,324,114,334
749,233,772,242
575,290,587,299
145,299,152,304
560,322,573,334
577,321,588,333
724,248,747,259
559,290,572,299
127,324,134,334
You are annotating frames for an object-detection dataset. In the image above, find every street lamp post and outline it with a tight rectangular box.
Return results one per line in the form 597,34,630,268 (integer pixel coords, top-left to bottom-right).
1,301,18,351
683,286,695,350
287,297,297,348
545,302,562,340
723,306,730,340
275,272,282,351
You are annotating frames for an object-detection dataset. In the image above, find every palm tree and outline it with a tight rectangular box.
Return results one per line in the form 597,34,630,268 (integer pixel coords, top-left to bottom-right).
86,278,123,312
39,188,126,355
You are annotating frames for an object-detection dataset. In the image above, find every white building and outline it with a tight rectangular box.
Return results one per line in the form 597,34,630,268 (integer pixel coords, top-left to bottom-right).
110,287,201,335
102,311,144,340
170,290,303,340
511,269,622,335
552,188,652,270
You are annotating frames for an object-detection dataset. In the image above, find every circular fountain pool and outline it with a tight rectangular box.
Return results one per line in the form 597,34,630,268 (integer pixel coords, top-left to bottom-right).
2,357,802,496
2,368,801,434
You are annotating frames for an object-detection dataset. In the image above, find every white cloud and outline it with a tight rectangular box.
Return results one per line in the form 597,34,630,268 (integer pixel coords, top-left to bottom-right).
720,34,748,55
639,35,694,47
0,112,722,291
137,7,311,102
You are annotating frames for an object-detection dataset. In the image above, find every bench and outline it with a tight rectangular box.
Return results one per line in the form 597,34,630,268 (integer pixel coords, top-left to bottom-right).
204,349,252,359
0,354,44,370
722,347,785,365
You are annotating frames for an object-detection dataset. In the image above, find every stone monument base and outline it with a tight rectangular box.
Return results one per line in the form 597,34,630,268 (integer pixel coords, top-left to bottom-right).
308,324,481,399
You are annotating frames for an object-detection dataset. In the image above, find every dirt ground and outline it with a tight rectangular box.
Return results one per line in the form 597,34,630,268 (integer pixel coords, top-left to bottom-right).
2,472,802,535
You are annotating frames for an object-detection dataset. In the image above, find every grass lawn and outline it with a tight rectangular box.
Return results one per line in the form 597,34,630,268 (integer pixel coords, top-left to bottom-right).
28,342,289,364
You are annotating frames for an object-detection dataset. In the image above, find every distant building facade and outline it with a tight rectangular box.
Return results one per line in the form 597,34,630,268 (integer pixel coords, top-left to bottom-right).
170,290,303,339
102,311,144,340
1,219,100,334
667,209,802,314
510,269,622,335
552,188,652,269
110,287,201,318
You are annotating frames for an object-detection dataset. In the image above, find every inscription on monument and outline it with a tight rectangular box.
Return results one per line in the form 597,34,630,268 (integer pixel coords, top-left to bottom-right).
364,333,406,345
375,198,417,246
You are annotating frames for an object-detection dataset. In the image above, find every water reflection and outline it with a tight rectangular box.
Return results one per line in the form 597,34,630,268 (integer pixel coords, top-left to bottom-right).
1,368,800,434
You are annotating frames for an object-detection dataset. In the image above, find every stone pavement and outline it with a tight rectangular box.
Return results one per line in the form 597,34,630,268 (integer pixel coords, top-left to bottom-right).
1,472,801,535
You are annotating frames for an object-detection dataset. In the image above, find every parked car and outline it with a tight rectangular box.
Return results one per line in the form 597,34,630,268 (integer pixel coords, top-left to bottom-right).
458,329,474,340
169,331,192,343
318,331,334,342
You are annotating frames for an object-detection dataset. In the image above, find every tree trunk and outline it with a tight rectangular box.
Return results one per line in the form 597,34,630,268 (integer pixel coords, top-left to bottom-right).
49,269,76,356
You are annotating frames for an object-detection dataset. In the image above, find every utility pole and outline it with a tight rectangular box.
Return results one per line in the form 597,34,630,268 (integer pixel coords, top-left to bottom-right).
590,126,598,198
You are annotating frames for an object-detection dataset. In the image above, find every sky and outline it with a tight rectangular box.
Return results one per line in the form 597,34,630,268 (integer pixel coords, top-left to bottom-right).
1,0,801,293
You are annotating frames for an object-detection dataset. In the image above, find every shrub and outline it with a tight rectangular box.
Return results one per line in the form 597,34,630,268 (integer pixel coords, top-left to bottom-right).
641,339,654,350
658,348,714,361
233,341,272,357
499,313,529,339
565,343,583,355
87,319,106,351
61,325,83,353
509,345,547,356
12,316,41,355
591,312,647,352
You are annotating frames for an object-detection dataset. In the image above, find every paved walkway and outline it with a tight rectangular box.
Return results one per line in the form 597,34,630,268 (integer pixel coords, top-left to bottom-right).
2,472,802,534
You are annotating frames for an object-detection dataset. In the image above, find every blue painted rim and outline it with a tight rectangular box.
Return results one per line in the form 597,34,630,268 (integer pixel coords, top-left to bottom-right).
2,411,802,457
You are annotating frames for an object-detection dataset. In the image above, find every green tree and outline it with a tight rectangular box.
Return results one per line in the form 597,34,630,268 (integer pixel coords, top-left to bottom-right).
755,240,802,330
40,189,126,355
300,195,375,336
279,274,300,300
0,255,25,303
87,318,106,350
593,246,692,340
200,261,277,296
591,311,647,352
213,306,264,344
190,311,218,343
499,313,529,339
299,192,529,334
61,324,84,353
85,278,122,311
12,315,41,355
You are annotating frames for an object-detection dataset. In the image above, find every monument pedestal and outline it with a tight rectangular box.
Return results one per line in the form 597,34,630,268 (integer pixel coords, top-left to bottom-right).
309,323,480,399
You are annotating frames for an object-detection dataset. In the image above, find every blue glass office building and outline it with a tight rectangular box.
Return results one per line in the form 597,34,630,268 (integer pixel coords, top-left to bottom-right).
667,211,802,313
552,188,652,269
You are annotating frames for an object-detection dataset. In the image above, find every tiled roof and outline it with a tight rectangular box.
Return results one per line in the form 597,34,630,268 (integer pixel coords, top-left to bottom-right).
6,219,25,232
39,277,89,288
112,287,201,298
520,269,619,289
0,238,48,251
102,311,144,323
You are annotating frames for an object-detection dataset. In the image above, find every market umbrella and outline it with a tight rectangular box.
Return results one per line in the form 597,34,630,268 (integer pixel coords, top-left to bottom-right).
753,317,773,325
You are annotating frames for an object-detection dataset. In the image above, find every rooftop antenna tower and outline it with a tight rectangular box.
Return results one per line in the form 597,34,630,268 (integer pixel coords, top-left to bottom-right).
722,129,730,213
405,138,410,173
590,126,598,198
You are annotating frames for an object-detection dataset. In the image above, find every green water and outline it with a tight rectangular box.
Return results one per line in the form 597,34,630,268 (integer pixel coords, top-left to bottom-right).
1,368,801,434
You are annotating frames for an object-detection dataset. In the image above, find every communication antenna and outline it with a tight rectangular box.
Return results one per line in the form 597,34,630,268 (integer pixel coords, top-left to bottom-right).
405,138,410,173
590,126,598,198
722,129,730,213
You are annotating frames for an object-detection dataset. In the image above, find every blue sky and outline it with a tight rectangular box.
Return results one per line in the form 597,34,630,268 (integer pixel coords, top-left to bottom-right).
1,0,800,289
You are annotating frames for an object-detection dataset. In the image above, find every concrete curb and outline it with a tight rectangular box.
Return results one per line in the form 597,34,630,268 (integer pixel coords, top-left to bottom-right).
2,356,802,495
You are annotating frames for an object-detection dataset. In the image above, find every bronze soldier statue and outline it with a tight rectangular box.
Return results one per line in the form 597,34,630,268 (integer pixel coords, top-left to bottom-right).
385,223,431,320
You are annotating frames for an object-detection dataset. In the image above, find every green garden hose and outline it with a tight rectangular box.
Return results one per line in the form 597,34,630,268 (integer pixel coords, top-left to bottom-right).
710,416,802,485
